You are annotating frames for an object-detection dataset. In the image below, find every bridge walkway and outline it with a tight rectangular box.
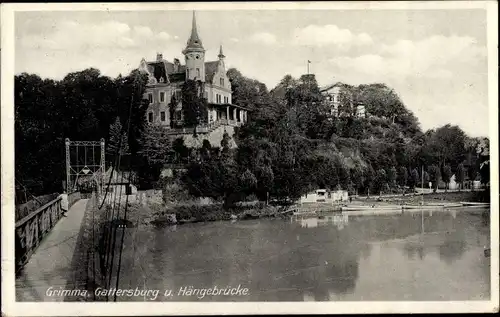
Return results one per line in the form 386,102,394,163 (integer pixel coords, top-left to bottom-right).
15,199,88,301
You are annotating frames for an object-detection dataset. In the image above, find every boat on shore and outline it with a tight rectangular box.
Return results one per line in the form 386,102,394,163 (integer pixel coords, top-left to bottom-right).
341,205,402,211
460,202,490,207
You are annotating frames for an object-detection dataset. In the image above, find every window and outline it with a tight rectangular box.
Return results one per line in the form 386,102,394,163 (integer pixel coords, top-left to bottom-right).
148,112,153,122
196,68,200,78
186,69,190,78
220,78,224,86
148,93,153,104
204,91,208,99
160,111,165,121
224,96,227,104
160,92,165,102
175,110,182,121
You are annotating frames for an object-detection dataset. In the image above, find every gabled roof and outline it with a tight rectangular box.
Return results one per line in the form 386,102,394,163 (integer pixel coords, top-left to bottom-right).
142,60,187,83
320,82,345,93
148,61,168,83
205,61,220,83
141,59,222,84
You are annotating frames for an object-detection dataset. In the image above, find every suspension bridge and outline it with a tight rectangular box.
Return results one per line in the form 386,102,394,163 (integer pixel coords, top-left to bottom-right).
15,137,134,302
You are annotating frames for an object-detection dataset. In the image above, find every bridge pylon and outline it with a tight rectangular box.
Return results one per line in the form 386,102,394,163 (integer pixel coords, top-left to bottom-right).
65,138,106,195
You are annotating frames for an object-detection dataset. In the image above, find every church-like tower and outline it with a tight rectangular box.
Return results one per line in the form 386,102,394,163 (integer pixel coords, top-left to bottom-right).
183,11,206,82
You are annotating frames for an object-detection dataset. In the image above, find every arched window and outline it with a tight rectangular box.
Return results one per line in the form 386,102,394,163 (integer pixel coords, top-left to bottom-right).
196,68,200,78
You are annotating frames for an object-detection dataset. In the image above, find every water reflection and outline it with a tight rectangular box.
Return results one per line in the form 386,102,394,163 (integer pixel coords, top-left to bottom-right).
295,214,349,230
113,209,489,301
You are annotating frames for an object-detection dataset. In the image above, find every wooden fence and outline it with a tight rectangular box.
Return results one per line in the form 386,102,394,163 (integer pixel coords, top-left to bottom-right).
15,191,81,274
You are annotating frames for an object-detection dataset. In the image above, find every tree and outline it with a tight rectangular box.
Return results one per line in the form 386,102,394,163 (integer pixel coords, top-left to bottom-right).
350,166,366,195
221,131,232,157
107,117,129,157
139,123,172,164
373,169,387,195
14,68,147,195
240,169,258,196
255,164,274,203
200,139,212,162
480,161,490,186
387,166,397,188
422,124,467,170
428,165,441,192
423,170,430,187
356,83,420,136
181,80,207,127
397,166,408,189
172,137,189,163
441,165,452,192
227,68,272,112
169,94,178,128
456,163,465,191
410,168,420,190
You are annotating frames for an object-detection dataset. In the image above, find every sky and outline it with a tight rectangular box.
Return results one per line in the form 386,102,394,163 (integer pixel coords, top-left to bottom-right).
14,8,490,137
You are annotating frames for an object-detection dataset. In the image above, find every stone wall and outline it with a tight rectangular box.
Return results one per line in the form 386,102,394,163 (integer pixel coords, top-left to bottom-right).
169,124,237,148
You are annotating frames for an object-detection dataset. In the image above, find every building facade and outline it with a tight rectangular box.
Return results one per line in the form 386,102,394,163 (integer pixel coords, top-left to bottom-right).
299,189,349,204
138,12,248,129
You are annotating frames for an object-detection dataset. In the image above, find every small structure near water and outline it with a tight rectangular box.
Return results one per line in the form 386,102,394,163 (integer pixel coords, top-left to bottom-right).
298,189,349,205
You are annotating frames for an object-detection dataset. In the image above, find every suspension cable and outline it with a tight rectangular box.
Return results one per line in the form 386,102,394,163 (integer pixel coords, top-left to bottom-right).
113,79,139,301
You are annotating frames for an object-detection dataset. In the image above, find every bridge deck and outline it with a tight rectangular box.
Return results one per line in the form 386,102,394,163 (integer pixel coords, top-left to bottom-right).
15,199,88,301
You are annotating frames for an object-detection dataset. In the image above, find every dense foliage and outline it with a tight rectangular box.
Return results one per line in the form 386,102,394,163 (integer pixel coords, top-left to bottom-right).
181,71,490,204
15,68,148,196
15,67,490,206
181,80,208,128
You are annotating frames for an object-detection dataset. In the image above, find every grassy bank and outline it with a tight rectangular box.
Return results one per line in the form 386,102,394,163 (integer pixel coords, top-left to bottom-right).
149,202,285,227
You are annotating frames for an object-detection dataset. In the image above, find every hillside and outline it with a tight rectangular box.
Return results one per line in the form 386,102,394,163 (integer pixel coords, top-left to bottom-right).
14,67,489,203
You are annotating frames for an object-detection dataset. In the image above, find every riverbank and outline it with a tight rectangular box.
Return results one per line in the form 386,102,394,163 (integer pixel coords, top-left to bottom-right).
135,189,490,227
356,190,489,206
149,202,285,227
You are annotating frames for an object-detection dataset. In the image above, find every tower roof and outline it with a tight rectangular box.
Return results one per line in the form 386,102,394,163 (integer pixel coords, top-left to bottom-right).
218,45,225,59
184,11,204,52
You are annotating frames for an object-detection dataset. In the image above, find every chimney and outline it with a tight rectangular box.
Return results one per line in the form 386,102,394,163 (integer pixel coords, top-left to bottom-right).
173,58,180,72
156,53,163,61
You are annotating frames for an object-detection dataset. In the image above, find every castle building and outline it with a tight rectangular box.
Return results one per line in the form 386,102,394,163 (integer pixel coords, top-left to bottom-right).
138,12,248,130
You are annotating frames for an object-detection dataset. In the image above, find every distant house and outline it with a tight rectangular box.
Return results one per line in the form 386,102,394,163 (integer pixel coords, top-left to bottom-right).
299,189,349,204
320,82,366,118
438,174,459,190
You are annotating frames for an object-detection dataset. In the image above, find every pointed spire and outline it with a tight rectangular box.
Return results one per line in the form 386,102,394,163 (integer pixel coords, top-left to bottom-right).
218,45,225,59
185,11,204,52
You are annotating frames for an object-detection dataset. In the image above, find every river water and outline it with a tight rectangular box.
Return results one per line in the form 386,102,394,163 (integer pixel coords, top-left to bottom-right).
114,209,490,301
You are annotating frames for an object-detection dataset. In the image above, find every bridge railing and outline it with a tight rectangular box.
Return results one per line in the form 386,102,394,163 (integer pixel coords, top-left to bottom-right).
15,191,81,273
69,191,81,208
